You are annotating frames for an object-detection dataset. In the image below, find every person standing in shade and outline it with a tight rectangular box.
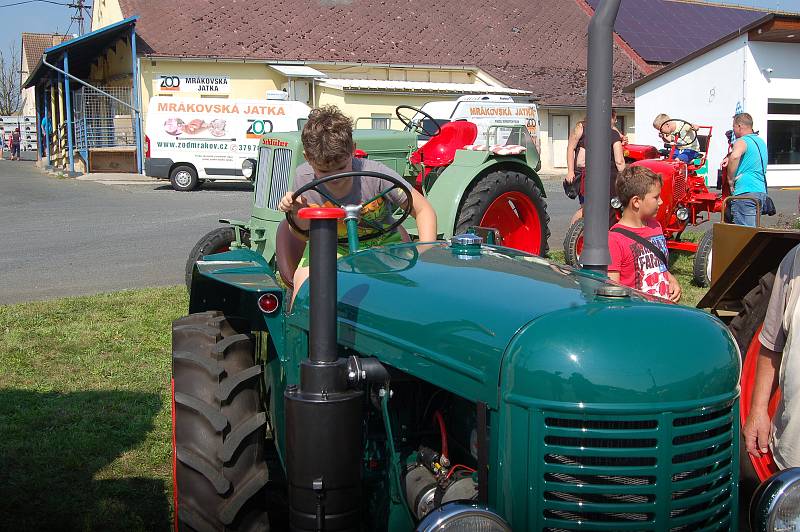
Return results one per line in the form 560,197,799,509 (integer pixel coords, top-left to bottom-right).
10,128,21,160
724,113,768,227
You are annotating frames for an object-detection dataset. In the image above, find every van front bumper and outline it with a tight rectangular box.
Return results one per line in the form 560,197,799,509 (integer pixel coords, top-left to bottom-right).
145,157,173,179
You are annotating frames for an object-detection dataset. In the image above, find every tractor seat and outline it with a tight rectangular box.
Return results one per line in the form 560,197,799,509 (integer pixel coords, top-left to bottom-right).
696,134,710,154
275,219,413,290
409,121,478,168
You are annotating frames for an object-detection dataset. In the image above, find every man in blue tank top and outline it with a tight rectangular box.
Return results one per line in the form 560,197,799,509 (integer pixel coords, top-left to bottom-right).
724,113,768,227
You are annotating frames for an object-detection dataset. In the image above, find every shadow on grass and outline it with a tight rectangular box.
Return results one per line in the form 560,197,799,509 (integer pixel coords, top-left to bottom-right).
0,389,170,531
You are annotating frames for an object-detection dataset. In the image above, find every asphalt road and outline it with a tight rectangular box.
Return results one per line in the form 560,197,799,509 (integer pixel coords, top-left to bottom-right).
0,161,251,304
1,161,798,304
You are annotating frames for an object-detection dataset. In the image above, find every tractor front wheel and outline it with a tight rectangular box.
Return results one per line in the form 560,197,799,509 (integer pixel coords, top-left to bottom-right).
692,230,713,287
728,272,780,508
186,227,251,290
563,219,584,267
172,312,269,532
455,170,550,256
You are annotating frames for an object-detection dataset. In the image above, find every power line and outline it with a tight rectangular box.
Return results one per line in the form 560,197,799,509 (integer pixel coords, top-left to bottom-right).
0,0,74,7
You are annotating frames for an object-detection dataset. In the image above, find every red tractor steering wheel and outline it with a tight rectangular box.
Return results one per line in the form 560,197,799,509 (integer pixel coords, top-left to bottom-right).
395,105,442,138
286,170,413,244
660,118,697,148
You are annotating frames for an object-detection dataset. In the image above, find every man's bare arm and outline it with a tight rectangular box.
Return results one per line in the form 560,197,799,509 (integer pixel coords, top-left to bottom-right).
726,139,747,190
743,345,782,456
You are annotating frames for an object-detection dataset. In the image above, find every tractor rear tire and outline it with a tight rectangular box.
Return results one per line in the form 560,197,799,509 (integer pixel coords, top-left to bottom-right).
455,170,550,256
172,311,269,532
728,271,777,512
186,227,251,290
563,219,584,267
692,230,713,287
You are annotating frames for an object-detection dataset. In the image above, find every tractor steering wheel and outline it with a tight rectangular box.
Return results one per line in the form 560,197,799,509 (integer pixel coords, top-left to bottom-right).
286,170,413,244
661,119,697,148
395,105,442,137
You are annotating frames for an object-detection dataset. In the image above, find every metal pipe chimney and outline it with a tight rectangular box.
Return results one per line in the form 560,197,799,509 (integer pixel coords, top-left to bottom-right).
582,0,621,272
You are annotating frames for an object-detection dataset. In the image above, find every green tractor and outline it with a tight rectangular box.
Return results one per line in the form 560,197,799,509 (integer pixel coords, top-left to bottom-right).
184,105,549,288
172,3,796,531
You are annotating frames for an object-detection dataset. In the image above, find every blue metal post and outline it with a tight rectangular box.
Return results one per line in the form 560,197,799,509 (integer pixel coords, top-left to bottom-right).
35,88,41,161
130,26,143,174
44,86,50,165
63,54,75,174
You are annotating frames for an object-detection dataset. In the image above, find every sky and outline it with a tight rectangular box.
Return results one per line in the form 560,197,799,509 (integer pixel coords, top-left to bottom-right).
1,0,799,59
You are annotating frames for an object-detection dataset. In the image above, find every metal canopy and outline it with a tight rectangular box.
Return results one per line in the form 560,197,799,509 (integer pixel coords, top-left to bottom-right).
268,64,327,78
23,16,138,88
319,78,530,96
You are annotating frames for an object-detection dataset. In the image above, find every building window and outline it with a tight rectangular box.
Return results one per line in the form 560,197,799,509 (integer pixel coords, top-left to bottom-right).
371,114,391,130
615,115,625,135
767,100,800,165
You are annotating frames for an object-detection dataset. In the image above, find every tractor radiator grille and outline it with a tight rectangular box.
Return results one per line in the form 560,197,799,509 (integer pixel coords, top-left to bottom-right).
674,165,688,202
267,147,292,210
540,400,736,531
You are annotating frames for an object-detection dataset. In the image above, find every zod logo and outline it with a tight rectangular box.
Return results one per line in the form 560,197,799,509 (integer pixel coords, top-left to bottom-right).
160,76,181,90
246,119,274,138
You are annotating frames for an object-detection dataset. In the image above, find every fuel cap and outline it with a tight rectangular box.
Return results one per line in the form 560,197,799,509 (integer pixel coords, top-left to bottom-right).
450,233,483,258
450,233,483,247
595,285,631,298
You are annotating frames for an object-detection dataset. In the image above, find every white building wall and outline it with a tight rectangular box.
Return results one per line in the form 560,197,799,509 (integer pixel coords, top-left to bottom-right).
634,35,748,185
746,41,800,187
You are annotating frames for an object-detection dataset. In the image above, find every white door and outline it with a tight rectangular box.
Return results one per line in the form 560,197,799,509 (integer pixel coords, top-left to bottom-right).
551,115,569,168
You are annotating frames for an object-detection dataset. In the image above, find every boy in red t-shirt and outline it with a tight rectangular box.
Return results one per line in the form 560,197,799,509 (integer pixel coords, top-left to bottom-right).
608,166,681,302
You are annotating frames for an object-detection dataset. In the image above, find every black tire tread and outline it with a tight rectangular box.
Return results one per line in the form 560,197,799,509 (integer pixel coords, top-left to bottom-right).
177,446,232,494
185,227,251,291
173,313,269,531
219,466,270,525
563,219,585,267
455,170,550,256
692,230,714,287
173,350,224,377
219,413,267,462
216,366,263,402
175,392,228,431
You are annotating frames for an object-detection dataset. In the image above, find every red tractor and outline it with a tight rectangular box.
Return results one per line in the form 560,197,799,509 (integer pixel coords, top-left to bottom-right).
563,119,729,286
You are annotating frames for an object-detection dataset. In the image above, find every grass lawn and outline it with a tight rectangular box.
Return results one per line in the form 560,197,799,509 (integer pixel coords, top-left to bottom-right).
0,243,709,530
0,287,187,531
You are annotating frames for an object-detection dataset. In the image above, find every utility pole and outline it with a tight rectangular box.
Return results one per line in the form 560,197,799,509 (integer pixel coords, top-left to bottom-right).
67,0,92,35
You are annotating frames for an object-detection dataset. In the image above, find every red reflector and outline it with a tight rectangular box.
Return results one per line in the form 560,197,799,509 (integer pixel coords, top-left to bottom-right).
258,293,280,314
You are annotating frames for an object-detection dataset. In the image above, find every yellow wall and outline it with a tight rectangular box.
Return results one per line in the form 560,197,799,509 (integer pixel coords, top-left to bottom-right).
89,38,133,86
321,64,474,84
317,88,439,130
138,60,285,130
91,0,124,30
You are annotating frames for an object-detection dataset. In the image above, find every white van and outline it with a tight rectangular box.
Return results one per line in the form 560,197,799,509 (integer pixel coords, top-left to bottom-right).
145,96,310,191
411,94,540,150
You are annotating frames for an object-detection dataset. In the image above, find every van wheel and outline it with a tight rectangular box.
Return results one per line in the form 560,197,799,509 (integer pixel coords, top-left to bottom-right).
171,165,199,191
185,227,251,290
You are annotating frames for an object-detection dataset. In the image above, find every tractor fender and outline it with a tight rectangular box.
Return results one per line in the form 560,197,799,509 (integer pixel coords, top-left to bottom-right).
189,248,286,351
697,223,800,314
425,155,546,238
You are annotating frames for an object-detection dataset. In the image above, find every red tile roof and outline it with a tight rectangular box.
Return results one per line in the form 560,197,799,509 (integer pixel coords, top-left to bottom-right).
21,33,72,73
120,0,648,106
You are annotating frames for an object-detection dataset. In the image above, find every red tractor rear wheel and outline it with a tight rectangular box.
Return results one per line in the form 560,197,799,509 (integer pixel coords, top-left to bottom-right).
728,272,780,505
455,170,550,256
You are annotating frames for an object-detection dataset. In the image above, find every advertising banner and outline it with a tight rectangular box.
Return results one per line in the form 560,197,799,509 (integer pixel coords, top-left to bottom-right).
156,75,231,94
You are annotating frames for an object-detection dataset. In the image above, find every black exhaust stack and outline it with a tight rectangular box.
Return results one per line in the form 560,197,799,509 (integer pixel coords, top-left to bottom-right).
285,208,362,531
582,0,622,273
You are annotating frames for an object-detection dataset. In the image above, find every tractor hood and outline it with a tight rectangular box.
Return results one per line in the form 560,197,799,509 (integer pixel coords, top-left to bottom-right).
290,242,740,408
